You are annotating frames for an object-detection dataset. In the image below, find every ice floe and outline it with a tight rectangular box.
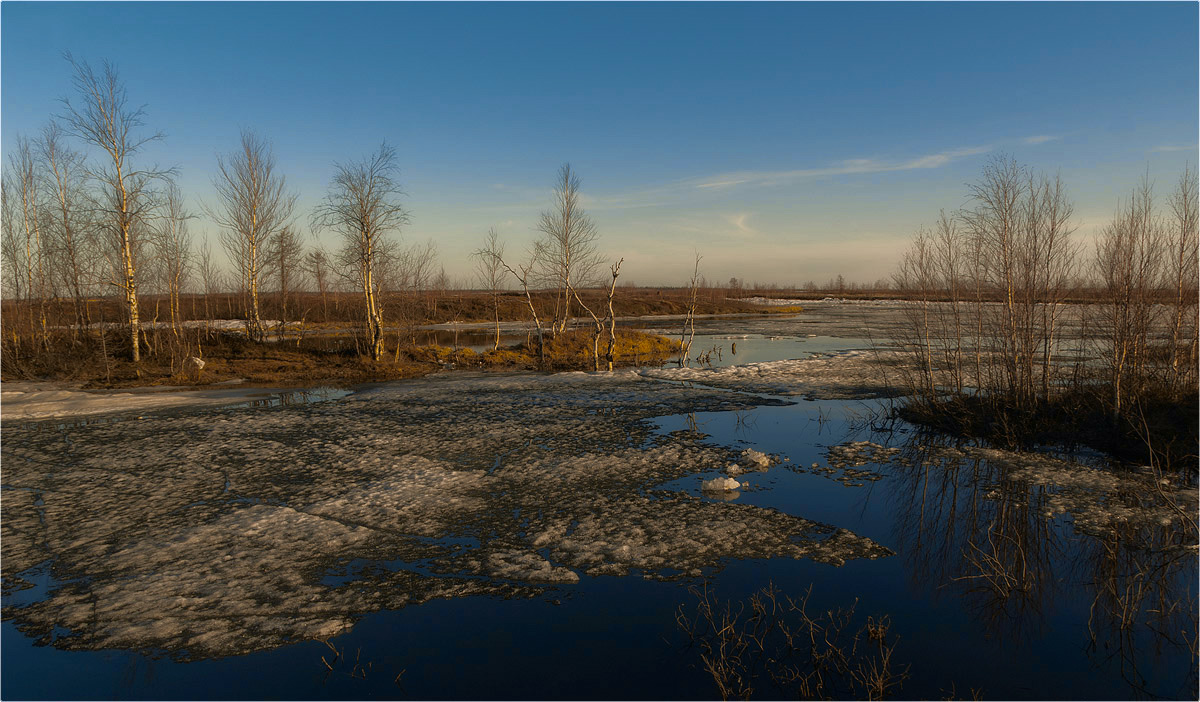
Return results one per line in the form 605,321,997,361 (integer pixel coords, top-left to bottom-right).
2,369,891,660
638,351,902,400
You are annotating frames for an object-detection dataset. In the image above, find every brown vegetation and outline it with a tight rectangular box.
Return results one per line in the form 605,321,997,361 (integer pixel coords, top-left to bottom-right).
676,582,911,700
889,157,1198,472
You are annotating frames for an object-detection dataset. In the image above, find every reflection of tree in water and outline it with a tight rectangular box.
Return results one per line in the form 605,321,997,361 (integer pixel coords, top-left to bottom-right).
862,423,1197,698
1082,523,1198,698
884,437,1062,643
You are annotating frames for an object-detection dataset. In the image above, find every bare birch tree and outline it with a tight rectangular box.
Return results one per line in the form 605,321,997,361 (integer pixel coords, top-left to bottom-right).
536,164,602,335
500,243,547,367
60,55,170,362
893,227,938,398
1094,177,1165,417
209,130,296,341
9,136,47,346
472,228,507,351
152,181,193,338
959,156,1076,407
38,121,97,334
197,238,224,328
388,238,438,348
303,246,333,322
604,258,623,371
0,176,24,305
680,253,702,366
312,143,408,361
961,156,1026,404
1164,165,1199,392
268,225,305,328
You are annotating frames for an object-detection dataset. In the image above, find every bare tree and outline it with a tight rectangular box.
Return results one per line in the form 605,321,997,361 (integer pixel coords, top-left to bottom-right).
312,143,408,361
268,225,305,329
1164,164,1199,393
152,181,193,338
959,156,1076,408
472,228,507,351
604,258,624,371
388,238,438,348
0,176,25,305
893,227,938,398
680,253,702,366
8,136,47,346
209,130,296,342
500,243,547,367
197,238,224,328
60,55,171,362
961,156,1026,404
568,277,605,371
1023,172,1077,400
536,164,602,335
303,246,333,322
39,122,97,334
932,210,966,394
1094,176,1165,417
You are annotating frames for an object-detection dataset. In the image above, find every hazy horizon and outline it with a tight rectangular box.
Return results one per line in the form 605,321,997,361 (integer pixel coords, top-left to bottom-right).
2,1,1196,287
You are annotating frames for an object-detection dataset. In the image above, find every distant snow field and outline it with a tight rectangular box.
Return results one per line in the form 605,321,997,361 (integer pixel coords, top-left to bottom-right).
0,384,274,421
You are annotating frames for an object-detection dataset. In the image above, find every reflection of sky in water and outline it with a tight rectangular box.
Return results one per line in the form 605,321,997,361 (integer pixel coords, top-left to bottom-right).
676,334,871,366
2,329,1194,701
651,398,1196,700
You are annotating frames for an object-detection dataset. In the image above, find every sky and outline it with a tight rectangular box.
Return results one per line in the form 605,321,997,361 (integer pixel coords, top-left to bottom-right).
2,1,1197,287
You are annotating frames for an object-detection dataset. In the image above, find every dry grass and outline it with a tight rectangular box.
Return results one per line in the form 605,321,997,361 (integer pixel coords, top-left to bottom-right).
676,582,911,700
0,324,685,389
1,328,431,389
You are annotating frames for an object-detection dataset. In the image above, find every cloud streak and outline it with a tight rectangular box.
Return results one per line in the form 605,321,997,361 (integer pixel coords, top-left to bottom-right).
723,212,757,238
1150,143,1198,153
691,145,993,190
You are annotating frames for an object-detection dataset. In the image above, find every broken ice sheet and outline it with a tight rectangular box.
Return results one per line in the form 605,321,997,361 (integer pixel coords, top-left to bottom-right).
638,351,903,399
2,370,891,660
846,437,1199,546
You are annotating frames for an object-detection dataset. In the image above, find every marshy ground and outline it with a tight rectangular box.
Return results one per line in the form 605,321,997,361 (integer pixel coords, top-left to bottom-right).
2,301,1196,700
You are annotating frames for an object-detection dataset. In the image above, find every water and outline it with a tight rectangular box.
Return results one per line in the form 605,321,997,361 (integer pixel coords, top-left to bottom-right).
651,401,1197,699
2,325,1194,700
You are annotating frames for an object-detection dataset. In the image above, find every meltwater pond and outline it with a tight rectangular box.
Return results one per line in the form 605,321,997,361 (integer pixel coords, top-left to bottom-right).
2,331,1196,700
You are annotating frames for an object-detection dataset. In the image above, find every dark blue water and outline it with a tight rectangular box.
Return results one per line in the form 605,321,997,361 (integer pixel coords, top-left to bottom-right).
650,400,1198,700
3,336,1195,700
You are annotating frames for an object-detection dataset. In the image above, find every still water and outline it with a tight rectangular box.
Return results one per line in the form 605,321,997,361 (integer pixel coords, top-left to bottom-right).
2,322,1194,700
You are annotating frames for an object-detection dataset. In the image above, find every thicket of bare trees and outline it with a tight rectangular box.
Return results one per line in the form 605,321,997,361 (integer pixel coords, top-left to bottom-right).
892,156,1198,463
3,57,665,379
209,130,296,342
152,182,193,339
39,122,98,337
1093,169,1200,416
312,143,408,361
269,225,305,328
5,57,1192,397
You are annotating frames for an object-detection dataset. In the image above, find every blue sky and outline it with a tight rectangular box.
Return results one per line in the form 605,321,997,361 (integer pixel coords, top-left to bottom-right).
3,2,1196,286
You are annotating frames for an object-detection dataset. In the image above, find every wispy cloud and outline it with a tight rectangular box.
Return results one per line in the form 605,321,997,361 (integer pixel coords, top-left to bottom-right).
475,135,1060,218
1150,143,1198,153
723,212,757,238
691,145,993,191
